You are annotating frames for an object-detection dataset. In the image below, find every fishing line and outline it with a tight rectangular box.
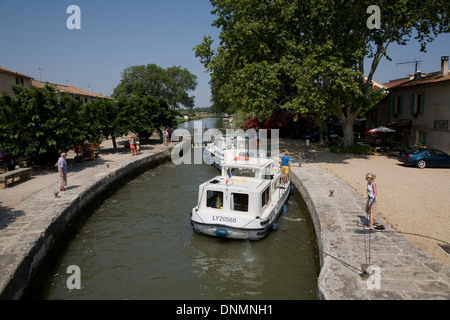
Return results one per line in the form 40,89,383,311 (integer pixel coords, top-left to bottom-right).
368,228,372,266
279,228,364,274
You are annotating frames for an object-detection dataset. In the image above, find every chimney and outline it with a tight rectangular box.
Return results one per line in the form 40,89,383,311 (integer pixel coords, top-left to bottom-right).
441,56,449,77
414,70,422,80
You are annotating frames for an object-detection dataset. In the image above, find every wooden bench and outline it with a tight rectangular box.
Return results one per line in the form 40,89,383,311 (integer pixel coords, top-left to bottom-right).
371,145,390,155
0,167,32,189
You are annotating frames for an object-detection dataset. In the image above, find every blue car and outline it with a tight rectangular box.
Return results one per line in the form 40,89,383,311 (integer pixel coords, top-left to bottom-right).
398,148,450,169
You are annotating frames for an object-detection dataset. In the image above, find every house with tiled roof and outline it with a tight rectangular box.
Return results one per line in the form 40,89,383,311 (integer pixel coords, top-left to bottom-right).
368,56,450,153
32,80,108,103
0,65,108,103
0,65,33,96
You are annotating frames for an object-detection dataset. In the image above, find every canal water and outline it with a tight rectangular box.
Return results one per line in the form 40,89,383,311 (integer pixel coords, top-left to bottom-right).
34,119,318,300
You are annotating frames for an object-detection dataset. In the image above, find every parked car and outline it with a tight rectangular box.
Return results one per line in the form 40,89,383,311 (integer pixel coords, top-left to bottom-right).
398,148,450,168
302,130,340,143
302,131,321,142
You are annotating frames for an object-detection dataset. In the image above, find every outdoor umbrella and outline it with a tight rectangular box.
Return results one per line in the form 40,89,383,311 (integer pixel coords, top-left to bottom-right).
368,126,396,133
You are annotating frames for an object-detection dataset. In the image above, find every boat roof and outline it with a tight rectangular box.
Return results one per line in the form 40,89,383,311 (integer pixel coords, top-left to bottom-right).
217,132,249,137
204,176,270,191
222,157,274,169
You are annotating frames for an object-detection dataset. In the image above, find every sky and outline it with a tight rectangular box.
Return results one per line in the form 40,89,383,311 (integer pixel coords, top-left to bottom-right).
0,1,449,109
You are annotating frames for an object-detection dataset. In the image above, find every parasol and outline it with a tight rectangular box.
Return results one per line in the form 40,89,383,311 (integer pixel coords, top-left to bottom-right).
368,126,396,133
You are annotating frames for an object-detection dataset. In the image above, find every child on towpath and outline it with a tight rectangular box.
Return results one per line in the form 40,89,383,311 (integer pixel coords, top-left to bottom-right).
365,172,378,230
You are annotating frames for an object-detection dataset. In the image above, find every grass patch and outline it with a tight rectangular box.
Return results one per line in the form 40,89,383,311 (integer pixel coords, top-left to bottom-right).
329,144,372,155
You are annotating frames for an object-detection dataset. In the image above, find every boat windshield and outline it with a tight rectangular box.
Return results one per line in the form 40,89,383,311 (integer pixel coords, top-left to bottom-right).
230,167,255,178
225,136,248,150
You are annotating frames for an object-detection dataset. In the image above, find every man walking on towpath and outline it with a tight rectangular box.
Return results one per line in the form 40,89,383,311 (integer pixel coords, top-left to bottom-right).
57,152,68,191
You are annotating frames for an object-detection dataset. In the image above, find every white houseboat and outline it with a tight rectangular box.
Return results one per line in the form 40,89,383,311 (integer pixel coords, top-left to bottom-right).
190,157,292,240
203,133,266,170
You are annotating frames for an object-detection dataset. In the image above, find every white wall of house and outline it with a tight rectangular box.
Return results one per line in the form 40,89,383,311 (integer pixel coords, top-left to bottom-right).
0,71,33,96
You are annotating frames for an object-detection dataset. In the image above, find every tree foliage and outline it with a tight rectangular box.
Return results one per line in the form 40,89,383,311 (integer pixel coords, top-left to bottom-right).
112,64,198,110
195,0,450,146
0,85,179,164
0,84,87,164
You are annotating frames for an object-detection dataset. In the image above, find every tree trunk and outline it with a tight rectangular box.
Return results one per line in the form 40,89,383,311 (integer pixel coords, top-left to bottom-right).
341,120,354,147
112,136,117,151
338,105,363,147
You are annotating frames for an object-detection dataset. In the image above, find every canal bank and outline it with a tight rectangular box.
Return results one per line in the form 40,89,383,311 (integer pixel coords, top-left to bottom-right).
289,161,450,299
1,135,449,299
0,140,174,299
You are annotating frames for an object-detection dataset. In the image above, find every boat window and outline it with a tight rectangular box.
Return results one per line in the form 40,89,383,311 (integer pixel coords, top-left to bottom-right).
230,167,255,177
262,187,270,208
231,193,249,212
207,190,224,209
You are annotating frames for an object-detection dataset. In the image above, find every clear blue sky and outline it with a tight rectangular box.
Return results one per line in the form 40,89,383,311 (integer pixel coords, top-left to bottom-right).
1,0,449,108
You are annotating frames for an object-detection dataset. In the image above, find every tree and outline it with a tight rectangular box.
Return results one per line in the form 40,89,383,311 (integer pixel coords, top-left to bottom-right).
112,64,198,110
0,84,85,164
89,95,179,151
195,0,450,146
124,95,179,139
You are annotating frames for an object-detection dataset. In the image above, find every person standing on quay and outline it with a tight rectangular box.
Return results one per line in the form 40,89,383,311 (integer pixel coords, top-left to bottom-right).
135,133,140,154
281,150,290,184
58,152,68,191
365,173,378,230
163,127,168,146
129,136,137,156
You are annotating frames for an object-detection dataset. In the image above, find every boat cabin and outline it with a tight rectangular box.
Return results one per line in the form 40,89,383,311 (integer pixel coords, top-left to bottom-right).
211,133,249,152
197,159,283,219
220,158,276,180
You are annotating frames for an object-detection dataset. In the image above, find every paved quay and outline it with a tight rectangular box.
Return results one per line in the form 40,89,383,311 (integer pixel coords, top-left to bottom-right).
0,138,174,299
1,137,449,300
287,152,450,299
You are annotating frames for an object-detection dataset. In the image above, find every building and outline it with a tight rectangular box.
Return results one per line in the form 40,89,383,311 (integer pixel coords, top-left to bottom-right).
32,80,108,103
369,56,450,153
0,66,33,96
0,65,108,103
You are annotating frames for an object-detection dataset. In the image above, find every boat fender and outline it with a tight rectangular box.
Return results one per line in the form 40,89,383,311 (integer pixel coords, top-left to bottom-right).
290,185,294,196
215,228,229,237
234,156,249,161
282,204,288,214
272,223,279,231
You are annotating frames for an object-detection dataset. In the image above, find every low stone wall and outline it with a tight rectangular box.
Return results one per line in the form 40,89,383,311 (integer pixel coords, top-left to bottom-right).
289,163,371,300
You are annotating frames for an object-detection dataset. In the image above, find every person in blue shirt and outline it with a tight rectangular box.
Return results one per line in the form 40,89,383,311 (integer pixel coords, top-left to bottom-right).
281,150,290,184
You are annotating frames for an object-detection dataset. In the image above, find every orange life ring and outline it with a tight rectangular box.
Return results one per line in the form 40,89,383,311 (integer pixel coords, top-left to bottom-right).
234,156,249,161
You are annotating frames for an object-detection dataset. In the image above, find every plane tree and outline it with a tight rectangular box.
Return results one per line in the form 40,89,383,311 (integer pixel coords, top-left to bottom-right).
113,64,198,110
195,0,449,146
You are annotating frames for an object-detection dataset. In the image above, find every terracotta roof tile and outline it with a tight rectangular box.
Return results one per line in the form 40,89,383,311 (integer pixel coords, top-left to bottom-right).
387,72,450,89
32,80,108,99
0,65,33,79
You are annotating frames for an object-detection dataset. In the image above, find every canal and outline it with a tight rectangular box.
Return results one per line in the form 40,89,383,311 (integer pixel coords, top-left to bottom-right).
33,118,318,300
